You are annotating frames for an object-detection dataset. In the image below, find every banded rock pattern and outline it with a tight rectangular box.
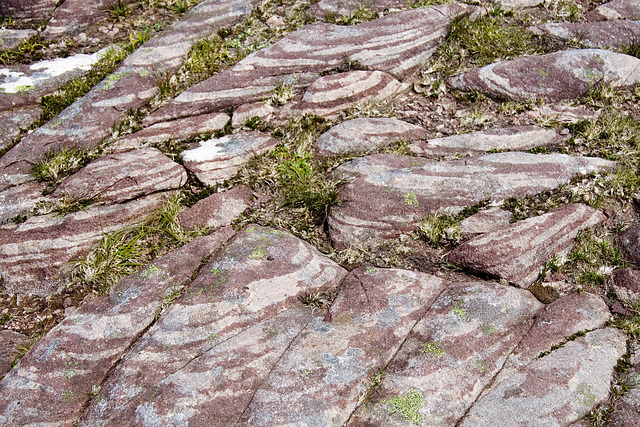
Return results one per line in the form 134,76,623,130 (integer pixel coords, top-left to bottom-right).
587,0,640,20
0,29,37,51
0,106,41,153
530,20,640,49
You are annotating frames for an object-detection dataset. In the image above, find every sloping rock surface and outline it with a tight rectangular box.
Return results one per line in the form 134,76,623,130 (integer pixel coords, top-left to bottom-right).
0,0,58,23
328,152,615,249
448,49,640,102
587,0,640,20
0,29,37,51
447,204,607,288
530,20,640,49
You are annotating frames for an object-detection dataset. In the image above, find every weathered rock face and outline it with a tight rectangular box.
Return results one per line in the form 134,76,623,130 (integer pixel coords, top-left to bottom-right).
459,207,512,234
178,185,254,230
0,230,234,427
231,102,275,128
282,70,409,119
0,106,41,153
0,0,58,24
181,131,278,186
0,0,260,192
307,0,407,19
460,328,627,426
41,0,138,40
79,225,347,425
315,117,426,156
530,20,640,49
0,52,102,112
0,29,37,51
0,331,28,377
616,224,640,266
351,281,543,425
144,3,477,125
0,181,46,224
448,49,640,102
52,147,186,204
112,112,230,153
408,125,563,156
0,193,167,296
328,152,615,249
587,0,640,20
241,267,448,426
611,268,640,302
447,204,606,288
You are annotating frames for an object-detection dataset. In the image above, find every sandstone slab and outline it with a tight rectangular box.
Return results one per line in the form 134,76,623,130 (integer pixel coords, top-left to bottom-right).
0,29,37,51
530,20,640,49
79,225,347,425
0,331,28,377
52,147,187,204
328,152,615,249
528,104,602,124
0,230,234,427
308,0,407,20
447,204,606,288
587,0,640,20
459,207,512,234
0,106,41,153
182,131,278,186
448,49,640,102
0,0,260,191
0,193,167,296
144,3,477,125
460,328,627,426
0,181,46,224
408,125,564,156
615,223,640,266
112,112,230,152
315,117,426,156
351,281,543,426
283,70,408,119
0,0,58,24
611,268,640,302
231,102,275,128
178,185,254,230
241,267,448,426
0,52,102,112
41,0,138,40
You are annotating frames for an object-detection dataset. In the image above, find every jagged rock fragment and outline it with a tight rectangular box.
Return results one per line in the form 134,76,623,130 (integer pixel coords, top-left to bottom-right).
447,204,606,288
241,267,448,425
408,125,563,156
448,49,640,102
315,117,426,156
351,281,543,426
178,185,254,230
0,230,234,427
181,131,277,186
328,153,615,249
611,268,640,302
460,328,627,426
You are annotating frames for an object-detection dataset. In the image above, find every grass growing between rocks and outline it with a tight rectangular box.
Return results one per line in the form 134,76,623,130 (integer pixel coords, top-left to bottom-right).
69,194,200,294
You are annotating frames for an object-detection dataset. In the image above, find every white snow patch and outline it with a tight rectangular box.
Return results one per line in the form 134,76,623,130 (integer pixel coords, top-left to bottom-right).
182,136,234,162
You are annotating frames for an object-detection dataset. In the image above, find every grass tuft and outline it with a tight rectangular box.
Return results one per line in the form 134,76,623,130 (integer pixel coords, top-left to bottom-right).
325,4,380,26
417,211,461,248
32,148,89,184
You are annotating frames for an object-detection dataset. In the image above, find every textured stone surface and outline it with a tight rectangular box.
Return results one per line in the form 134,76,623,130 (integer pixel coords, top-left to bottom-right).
308,0,407,19
241,267,448,426
447,204,606,288
616,224,640,266
79,225,347,425
460,328,627,426
178,185,254,230
0,106,41,153
530,20,640,49
144,4,477,125
0,29,37,51
587,0,640,20
0,0,259,191
41,0,138,40
0,331,28,377
328,153,615,249
315,117,426,156
0,0,58,23
0,179,45,225
528,104,602,124
408,125,563,156
0,193,167,296
351,281,543,426
231,102,275,128
51,147,187,204
0,230,234,427
459,207,512,234
283,70,409,119
0,52,101,112
611,268,640,302
112,112,230,152
448,49,640,102
182,131,278,186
